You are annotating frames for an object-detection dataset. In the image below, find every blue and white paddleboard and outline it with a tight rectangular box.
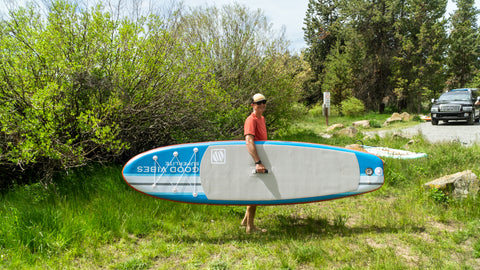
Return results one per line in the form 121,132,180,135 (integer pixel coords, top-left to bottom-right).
362,145,427,159
122,141,384,205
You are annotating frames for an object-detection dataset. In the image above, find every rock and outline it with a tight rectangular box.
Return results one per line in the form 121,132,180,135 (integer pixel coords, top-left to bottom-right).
392,131,410,140
424,170,480,199
326,123,344,132
336,127,358,137
383,112,410,126
352,120,370,128
400,112,411,121
362,133,377,140
319,133,333,139
383,114,401,126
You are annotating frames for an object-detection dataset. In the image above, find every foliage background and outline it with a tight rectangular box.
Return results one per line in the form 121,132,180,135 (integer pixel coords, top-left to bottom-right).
1,0,480,188
0,0,302,187
303,0,479,112
0,1,479,268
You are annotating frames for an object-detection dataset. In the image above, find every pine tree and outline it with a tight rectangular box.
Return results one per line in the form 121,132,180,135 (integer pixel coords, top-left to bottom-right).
302,0,339,104
447,0,479,88
392,0,448,112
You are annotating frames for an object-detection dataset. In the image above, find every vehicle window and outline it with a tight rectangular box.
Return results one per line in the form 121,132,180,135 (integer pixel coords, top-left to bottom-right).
438,93,471,101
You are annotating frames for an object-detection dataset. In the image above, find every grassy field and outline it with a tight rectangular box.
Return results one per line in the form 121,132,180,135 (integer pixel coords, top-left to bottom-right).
1,113,479,269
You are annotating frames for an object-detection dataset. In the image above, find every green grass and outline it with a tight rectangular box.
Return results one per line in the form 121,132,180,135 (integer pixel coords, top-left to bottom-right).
1,113,479,269
291,110,422,135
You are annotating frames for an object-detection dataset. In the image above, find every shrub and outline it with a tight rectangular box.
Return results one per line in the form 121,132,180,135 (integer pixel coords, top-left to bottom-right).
341,97,365,116
428,188,450,205
369,120,382,128
0,1,299,187
308,103,324,118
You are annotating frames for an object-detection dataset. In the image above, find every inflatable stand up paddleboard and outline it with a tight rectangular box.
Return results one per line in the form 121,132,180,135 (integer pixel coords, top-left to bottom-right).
122,141,384,205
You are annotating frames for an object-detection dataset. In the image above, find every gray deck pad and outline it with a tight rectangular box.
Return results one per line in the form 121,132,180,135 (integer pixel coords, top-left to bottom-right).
200,144,360,201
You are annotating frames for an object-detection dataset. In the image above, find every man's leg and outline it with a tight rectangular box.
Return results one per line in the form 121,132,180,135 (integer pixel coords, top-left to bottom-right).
242,205,266,233
245,205,257,233
241,211,248,226
242,206,254,226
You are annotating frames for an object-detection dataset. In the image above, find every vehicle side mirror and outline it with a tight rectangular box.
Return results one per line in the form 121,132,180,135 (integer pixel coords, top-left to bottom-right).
431,98,435,103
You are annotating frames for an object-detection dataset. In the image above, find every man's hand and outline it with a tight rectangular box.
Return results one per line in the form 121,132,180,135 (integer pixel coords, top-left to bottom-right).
255,163,266,173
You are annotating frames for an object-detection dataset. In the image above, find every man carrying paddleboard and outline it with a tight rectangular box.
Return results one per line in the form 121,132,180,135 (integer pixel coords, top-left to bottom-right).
242,93,268,234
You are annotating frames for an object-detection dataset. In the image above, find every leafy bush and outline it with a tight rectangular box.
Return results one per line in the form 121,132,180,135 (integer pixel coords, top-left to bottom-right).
412,115,423,122
340,97,365,116
308,103,324,118
369,120,382,128
0,1,300,187
428,188,450,205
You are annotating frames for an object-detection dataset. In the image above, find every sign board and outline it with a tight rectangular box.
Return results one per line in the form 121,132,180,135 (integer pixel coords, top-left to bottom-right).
323,92,331,108
322,92,330,126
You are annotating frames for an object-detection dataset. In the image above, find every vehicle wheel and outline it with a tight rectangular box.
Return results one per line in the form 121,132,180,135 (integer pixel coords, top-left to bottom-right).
468,113,475,125
432,118,438,125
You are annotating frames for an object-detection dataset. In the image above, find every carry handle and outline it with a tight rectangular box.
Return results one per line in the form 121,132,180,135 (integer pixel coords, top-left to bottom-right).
252,168,269,174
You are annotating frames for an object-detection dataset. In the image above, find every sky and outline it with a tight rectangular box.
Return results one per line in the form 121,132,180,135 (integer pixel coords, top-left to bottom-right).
1,0,479,53
183,0,480,53
182,0,310,52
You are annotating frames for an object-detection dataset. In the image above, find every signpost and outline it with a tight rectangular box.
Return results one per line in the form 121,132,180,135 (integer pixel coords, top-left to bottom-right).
323,92,330,126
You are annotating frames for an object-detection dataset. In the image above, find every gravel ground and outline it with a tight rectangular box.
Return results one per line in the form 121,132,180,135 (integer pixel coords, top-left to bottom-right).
369,121,480,146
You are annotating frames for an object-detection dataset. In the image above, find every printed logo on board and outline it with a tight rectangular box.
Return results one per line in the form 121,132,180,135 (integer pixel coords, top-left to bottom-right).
211,149,226,164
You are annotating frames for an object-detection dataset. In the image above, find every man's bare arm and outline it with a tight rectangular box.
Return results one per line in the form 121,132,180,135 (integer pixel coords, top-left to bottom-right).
245,134,266,173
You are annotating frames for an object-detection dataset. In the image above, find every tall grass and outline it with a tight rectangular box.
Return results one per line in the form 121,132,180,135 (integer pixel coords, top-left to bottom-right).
0,114,479,269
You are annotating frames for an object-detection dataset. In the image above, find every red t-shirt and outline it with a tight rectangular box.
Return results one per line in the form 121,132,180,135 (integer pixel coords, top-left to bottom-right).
244,113,267,141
